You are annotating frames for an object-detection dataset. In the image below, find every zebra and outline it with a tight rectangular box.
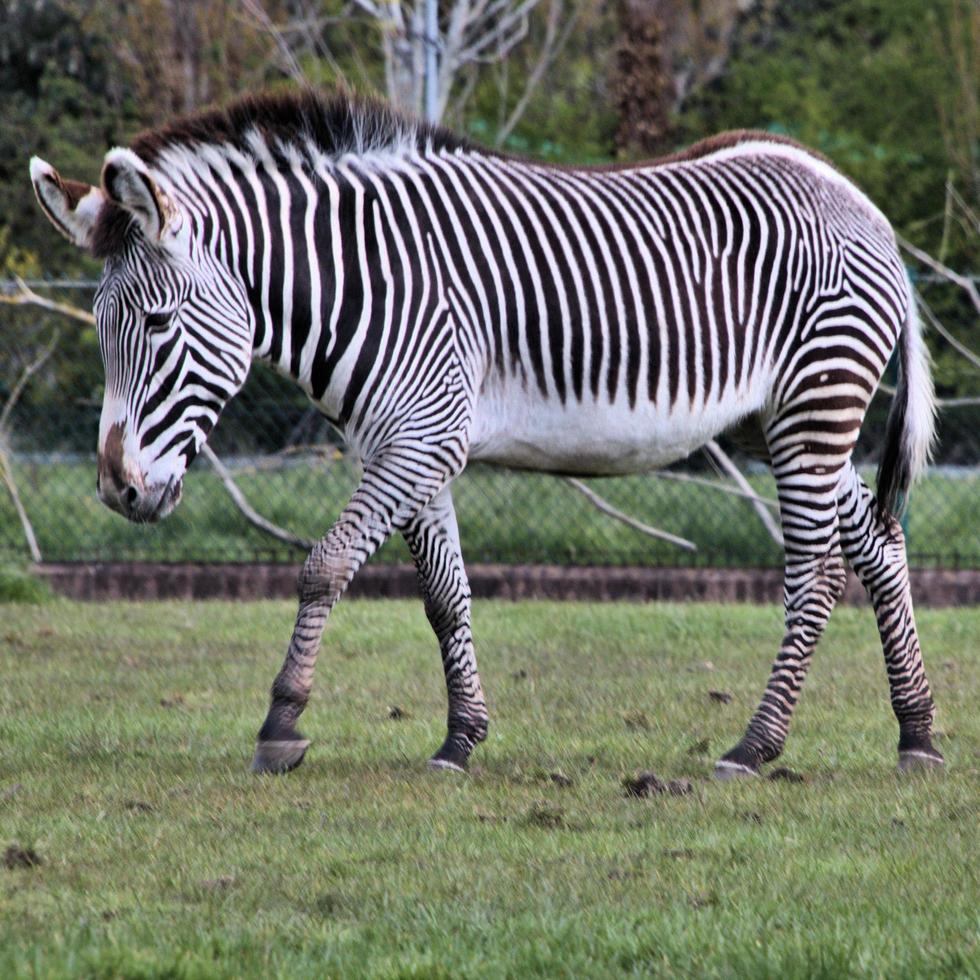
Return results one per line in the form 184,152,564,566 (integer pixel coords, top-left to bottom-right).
30,89,943,779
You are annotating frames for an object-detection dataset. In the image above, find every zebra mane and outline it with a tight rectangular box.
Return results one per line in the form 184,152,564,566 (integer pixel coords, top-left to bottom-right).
131,88,470,168
91,88,472,258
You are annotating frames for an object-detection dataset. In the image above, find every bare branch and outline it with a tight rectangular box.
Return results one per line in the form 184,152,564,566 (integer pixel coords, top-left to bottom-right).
0,277,96,325
652,469,779,508
917,291,980,371
563,477,697,552
898,234,980,318
0,327,61,435
0,450,41,563
495,0,584,146
705,440,784,548
200,443,313,552
240,0,310,86
0,324,61,564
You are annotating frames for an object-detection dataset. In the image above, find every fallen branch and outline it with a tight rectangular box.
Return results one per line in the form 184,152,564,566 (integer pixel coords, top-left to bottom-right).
200,443,313,552
705,440,784,548
652,469,779,508
563,477,697,552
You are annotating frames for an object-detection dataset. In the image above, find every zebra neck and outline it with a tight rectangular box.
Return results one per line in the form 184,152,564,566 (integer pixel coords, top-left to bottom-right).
223,158,476,430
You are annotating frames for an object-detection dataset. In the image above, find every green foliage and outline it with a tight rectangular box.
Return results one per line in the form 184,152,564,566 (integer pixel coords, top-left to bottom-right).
0,600,976,976
684,0,953,241
0,563,52,603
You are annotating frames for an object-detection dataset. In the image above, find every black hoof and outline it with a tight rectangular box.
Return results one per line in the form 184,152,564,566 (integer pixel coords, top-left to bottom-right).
428,733,473,773
251,738,310,774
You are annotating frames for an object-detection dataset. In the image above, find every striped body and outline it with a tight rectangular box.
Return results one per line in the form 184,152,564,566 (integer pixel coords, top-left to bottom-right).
30,91,942,777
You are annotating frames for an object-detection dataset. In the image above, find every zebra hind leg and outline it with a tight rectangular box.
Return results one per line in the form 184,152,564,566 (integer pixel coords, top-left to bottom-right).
715,449,849,779
403,486,488,772
837,462,943,772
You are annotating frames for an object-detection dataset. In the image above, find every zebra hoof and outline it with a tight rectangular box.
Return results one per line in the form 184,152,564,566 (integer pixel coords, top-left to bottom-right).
426,757,467,774
714,759,759,781
251,738,310,774
898,748,945,774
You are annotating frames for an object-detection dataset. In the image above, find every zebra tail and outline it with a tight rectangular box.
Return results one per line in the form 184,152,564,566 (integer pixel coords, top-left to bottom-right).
875,277,937,520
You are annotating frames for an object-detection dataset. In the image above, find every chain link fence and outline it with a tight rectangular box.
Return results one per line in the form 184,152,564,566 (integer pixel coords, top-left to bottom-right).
1,282,977,570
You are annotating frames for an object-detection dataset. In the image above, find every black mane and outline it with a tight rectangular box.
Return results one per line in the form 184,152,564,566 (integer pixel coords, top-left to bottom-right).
131,88,471,166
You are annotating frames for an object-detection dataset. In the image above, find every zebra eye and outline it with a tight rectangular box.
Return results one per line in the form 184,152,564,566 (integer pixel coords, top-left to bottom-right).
145,310,173,333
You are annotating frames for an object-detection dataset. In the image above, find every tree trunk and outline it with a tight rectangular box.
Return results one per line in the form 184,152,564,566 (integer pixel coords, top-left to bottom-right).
615,0,672,159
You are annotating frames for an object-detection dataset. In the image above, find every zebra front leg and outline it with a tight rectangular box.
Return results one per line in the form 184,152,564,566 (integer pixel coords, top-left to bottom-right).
837,463,942,771
252,459,441,774
716,456,848,778
403,486,488,772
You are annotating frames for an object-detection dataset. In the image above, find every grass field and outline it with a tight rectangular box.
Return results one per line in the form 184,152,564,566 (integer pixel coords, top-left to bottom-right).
2,458,978,568
0,599,977,978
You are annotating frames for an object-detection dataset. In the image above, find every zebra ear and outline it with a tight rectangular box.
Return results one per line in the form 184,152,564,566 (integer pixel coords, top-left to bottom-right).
101,148,180,241
30,157,106,249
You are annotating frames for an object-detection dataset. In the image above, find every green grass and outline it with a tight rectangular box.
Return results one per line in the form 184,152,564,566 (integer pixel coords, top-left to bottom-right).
1,459,977,567
0,599,977,978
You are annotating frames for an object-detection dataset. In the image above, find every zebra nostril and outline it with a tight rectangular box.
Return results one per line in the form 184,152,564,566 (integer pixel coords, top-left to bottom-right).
123,485,139,509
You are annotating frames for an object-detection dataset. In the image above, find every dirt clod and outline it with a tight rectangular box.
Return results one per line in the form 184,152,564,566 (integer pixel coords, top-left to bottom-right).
4,844,42,869
708,690,733,704
387,705,408,720
768,767,805,783
623,711,650,731
200,874,236,891
124,799,154,813
549,770,574,788
623,771,665,797
524,802,565,829
160,695,186,709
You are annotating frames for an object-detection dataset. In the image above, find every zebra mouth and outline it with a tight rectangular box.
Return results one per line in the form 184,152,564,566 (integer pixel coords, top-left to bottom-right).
133,475,182,524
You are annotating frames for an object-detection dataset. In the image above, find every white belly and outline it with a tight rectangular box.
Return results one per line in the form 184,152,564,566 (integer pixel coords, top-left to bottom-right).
468,377,768,475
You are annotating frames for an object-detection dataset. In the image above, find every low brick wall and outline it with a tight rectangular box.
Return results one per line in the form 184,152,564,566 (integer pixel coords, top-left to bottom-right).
33,562,980,606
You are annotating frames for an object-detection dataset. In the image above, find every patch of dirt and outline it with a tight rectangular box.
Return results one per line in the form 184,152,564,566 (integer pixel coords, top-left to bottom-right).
387,705,408,720
664,848,696,860
200,874,236,891
4,844,42,869
159,695,186,709
523,802,565,829
708,690,733,704
688,890,719,909
511,669,528,681
123,799,154,813
549,770,574,788
623,711,651,731
768,767,805,784
1,783,23,804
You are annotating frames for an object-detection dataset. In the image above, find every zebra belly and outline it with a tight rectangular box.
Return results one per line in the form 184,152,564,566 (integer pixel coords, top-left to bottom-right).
468,385,766,476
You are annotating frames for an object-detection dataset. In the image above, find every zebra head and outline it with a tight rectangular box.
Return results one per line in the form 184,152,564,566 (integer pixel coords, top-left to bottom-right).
30,150,253,523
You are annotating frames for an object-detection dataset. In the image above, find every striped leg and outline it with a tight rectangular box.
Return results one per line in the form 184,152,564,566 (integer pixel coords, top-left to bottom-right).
716,444,849,778
403,485,488,772
837,462,942,770
252,452,449,773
